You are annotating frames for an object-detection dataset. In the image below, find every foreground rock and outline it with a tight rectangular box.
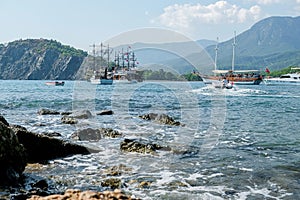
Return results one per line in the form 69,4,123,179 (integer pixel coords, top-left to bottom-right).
28,189,141,200
139,113,181,126
0,118,27,185
11,125,92,163
120,138,170,154
71,128,122,141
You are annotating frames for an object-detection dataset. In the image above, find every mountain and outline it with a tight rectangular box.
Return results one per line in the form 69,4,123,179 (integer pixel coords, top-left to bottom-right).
1,16,299,80
113,39,216,65
0,39,87,80
115,16,300,74
205,16,300,71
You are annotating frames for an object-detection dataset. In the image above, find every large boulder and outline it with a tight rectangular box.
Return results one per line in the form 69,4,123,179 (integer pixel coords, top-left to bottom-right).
11,125,92,163
0,119,27,185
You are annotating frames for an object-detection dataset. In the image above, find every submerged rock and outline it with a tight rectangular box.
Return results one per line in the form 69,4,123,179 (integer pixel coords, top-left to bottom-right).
71,128,122,141
0,119,27,185
139,113,181,126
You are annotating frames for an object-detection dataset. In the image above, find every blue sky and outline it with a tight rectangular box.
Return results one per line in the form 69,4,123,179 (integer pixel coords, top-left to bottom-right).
0,0,299,51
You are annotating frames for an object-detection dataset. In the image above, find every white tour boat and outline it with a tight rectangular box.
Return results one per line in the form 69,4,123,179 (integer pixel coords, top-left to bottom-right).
264,73,300,85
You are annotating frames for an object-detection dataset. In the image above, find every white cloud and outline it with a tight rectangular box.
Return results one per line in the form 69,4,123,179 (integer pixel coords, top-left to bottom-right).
252,0,281,5
156,1,262,31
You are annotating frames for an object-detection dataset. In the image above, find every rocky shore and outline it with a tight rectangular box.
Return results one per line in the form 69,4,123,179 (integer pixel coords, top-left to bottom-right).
29,189,140,200
0,110,181,199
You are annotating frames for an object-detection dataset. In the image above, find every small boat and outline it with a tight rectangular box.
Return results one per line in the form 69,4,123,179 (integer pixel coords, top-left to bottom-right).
45,81,65,86
212,78,233,89
90,69,113,85
264,73,300,85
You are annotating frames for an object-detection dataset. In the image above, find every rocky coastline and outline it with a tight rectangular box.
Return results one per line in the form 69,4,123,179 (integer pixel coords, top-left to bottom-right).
0,110,181,199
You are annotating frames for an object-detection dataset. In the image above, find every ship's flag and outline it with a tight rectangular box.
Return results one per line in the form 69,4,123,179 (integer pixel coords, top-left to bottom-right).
265,67,270,73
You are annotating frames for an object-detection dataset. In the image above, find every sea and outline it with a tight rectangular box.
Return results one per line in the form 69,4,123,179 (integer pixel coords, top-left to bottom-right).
1,80,300,199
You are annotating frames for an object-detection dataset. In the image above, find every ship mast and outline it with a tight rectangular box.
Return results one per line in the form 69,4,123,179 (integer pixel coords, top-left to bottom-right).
89,43,96,71
214,37,219,75
232,31,236,72
107,44,110,69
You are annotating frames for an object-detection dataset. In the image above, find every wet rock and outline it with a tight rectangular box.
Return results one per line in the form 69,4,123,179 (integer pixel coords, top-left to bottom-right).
225,190,237,195
70,128,102,141
97,110,114,115
61,110,92,124
32,179,48,190
120,138,164,154
100,128,122,138
164,180,188,188
103,164,132,176
43,132,62,137
60,111,72,115
101,178,122,189
0,115,9,126
61,116,78,124
0,118,27,185
37,109,60,115
138,181,151,188
70,128,122,141
71,110,92,119
139,113,181,126
28,189,141,200
11,125,92,163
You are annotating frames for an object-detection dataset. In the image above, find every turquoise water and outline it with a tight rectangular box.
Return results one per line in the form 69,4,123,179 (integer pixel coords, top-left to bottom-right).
1,80,300,199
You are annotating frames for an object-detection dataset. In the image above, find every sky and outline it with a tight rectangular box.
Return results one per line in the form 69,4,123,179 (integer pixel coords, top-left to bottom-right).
0,0,300,51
